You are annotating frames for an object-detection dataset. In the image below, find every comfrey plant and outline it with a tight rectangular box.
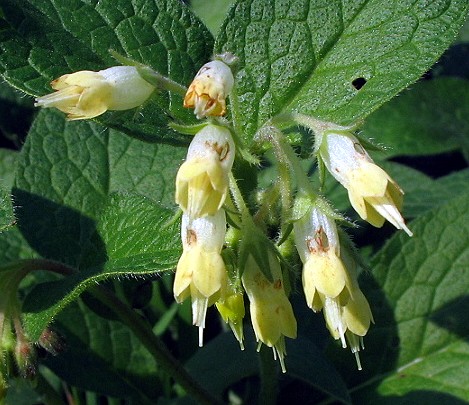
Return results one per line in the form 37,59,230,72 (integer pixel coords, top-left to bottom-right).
0,0,468,403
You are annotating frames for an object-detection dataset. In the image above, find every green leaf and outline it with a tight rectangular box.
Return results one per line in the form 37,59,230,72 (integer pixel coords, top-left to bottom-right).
191,0,234,35
23,192,181,340
347,192,469,403
0,0,214,141
44,299,161,402
215,0,469,140
362,78,469,160
14,109,184,266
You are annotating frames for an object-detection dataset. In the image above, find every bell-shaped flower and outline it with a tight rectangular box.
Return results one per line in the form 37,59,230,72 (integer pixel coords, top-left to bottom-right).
184,60,234,119
242,252,297,372
294,206,374,369
175,124,235,218
174,210,228,346
294,206,353,311
319,131,412,236
35,66,155,120
322,287,373,370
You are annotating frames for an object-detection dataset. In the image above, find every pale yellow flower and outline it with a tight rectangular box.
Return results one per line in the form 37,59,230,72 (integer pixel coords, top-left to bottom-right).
184,60,234,119
242,253,297,372
175,125,235,218
322,287,373,370
294,207,353,311
35,66,155,120
294,206,373,369
320,131,412,236
174,211,227,346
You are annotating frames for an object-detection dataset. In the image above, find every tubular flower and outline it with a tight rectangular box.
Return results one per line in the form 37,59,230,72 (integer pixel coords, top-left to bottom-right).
294,206,373,369
174,211,228,346
215,284,245,349
294,207,354,312
322,287,373,370
35,66,155,120
242,253,297,372
175,124,235,218
184,60,234,119
319,131,412,236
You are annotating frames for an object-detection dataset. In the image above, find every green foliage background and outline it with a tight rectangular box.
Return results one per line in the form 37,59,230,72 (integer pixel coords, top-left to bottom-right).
0,0,468,403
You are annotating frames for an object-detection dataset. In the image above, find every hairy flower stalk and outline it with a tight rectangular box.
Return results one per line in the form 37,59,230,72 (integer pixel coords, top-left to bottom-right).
176,124,235,218
242,253,297,372
174,211,228,346
294,206,373,369
184,60,234,119
318,131,412,236
35,66,155,120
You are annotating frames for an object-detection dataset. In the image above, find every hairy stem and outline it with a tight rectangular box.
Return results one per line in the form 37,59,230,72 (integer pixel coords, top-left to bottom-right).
89,285,223,405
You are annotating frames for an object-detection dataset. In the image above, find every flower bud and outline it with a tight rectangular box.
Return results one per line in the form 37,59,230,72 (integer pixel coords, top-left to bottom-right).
184,60,234,119
319,131,412,236
14,340,37,378
35,66,155,120
216,286,245,349
38,328,66,356
174,211,228,346
242,252,297,372
176,124,235,218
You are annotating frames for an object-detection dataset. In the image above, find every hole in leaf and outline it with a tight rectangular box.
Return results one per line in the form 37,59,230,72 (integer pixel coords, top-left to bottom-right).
352,77,367,90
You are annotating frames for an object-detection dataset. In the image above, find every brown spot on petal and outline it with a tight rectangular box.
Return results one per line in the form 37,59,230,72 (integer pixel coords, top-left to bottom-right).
187,229,197,245
273,279,282,289
314,226,329,252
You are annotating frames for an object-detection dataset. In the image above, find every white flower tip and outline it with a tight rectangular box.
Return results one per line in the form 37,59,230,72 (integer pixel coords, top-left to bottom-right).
402,223,413,237
198,326,204,347
354,351,363,371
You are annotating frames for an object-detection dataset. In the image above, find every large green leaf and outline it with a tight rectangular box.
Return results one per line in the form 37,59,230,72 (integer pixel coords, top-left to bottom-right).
22,192,181,340
215,0,469,140
362,78,469,161
0,0,214,141
344,192,469,403
14,109,183,266
44,299,161,403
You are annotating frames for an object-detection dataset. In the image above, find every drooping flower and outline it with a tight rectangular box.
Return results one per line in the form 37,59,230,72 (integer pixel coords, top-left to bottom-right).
35,66,155,120
242,252,297,372
174,210,228,346
319,131,412,236
294,205,373,369
322,287,373,370
184,60,234,119
215,283,245,349
175,124,235,218
294,206,353,311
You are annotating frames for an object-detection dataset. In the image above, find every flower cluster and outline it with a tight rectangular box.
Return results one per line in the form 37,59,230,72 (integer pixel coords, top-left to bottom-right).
34,55,413,372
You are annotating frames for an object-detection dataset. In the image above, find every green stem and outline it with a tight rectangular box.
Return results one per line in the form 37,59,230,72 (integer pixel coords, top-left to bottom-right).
88,285,223,405
2,258,222,404
140,68,187,96
258,345,278,405
0,258,76,277
266,126,317,199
